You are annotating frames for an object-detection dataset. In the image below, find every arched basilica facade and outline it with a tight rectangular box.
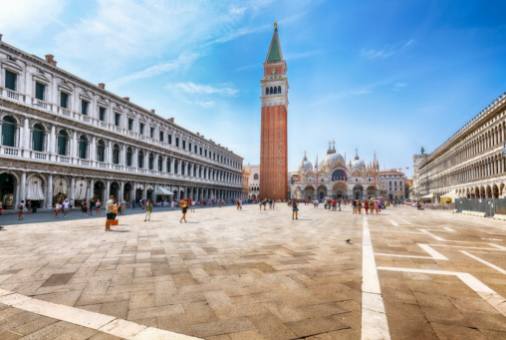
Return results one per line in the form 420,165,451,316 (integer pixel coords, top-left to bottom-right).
290,142,380,201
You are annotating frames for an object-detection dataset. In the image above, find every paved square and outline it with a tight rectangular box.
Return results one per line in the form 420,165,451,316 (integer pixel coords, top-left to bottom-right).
0,205,506,339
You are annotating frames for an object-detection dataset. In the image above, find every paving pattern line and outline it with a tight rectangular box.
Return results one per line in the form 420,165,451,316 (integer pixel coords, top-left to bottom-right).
460,250,506,275
0,288,201,340
443,226,456,233
361,216,391,340
388,219,399,227
375,244,447,261
418,229,446,241
377,267,506,318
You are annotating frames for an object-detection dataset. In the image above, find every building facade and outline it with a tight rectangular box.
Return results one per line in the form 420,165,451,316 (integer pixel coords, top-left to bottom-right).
0,37,243,210
260,22,288,200
414,92,506,200
290,142,383,201
377,169,407,201
244,164,260,200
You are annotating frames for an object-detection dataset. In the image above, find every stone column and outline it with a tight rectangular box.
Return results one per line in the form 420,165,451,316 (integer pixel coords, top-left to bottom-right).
70,177,75,206
19,171,26,205
49,125,56,155
47,174,53,209
105,180,111,201
22,118,30,151
118,182,124,202
90,136,96,162
88,179,94,201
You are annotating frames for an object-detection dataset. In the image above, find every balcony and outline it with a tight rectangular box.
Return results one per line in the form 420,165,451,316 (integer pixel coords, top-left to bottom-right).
31,98,52,111
55,155,71,163
0,146,19,156
32,151,47,160
1,88,26,103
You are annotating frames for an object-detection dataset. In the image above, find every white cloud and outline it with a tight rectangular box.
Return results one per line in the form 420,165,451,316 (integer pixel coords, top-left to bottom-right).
171,82,238,97
360,39,415,60
0,0,64,37
110,52,200,87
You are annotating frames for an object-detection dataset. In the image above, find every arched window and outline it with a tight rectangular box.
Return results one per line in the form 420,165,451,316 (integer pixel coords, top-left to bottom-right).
138,150,144,168
78,136,88,159
265,87,269,95
112,144,120,164
149,153,154,170
167,157,171,173
277,86,281,93
1,116,17,147
32,123,45,151
273,87,278,94
331,169,347,181
57,130,68,155
126,147,133,166
96,140,105,162
174,159,179,174
253,173,259,180
158,155,163,171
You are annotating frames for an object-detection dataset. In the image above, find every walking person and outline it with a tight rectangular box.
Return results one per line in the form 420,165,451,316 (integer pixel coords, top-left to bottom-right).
292,200,299,220
105,196,115,231
364,200,369,215
179,198,188,223
54,202,61,217
62,198,70,216
95,199,101,215
144,199,153,222
17,200,25,220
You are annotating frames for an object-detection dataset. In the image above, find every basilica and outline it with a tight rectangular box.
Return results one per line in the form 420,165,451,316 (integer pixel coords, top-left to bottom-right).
290,142,387,201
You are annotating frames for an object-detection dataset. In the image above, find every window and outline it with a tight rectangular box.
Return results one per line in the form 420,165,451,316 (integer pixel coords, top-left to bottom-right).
112,144,120,164
158,156,162,171
159,131,164,142
175,137,179,147
1,116,16,147
168,134,172,144
128,118,133,131
182,140,186,149
126,147,133,166
114,112,121,126
253,173,259,180
174,159,179,174
96,140,105,162
57,130,68,155
181,161,185,175
167,157,171,172
194,145,197,153
138,150,144,168
150,127,154,138
189,142,192,152
149,153,154,170
60,92,69,108
200,147,202,155
78,136,88,159
139,123,144,135
81,99,89,115
32,123,45,151
5,70,16,91
99,107,106,121
35,82,45,101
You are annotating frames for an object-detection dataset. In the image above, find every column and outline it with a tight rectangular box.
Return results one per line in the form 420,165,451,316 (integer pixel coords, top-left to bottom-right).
105,180,111,201
19,171,26,205
47,174,53,209
88,179,94,201
49,125,56,155
118,182,124,202
90,136,96,162
70,177,75,206
22,118,29,151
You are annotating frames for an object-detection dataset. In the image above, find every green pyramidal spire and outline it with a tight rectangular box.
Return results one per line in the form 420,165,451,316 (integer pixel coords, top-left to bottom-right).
266,21,283,63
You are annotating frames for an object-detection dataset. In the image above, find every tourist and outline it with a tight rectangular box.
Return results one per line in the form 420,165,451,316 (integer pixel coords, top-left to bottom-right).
95,199,101,215
190,198,196,212
352,200,357,214
81,201,88,214
236,199,242,210
89,199,95,216
357,200,362,214
62,198,70,216
144,199,153,222
105,196,115,231
54,202,61,217
364,200,369,214
26,200,32,214
179,198,188,223
17,200,24,220
292,199,299,220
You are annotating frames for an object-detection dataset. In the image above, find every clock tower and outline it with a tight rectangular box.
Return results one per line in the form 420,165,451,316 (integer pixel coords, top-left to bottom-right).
260,22,288,200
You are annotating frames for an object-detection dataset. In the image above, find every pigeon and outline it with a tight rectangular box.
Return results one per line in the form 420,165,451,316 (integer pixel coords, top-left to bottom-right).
346,239,352,244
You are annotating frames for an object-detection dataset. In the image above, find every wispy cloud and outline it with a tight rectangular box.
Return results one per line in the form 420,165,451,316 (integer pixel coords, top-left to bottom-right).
285,49,323,61
360,39,415,60
171,82,239,97
110,52,200,87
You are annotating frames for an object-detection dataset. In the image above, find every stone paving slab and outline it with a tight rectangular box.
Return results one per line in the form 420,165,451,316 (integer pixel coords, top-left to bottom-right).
1,205,506,338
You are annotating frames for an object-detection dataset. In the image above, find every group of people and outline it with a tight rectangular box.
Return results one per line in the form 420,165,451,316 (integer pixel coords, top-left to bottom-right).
259,198,276,211
351,199,381,215
53,198,71,217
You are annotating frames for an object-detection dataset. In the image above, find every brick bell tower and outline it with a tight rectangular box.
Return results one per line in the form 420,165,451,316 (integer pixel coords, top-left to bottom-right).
260,22,288,200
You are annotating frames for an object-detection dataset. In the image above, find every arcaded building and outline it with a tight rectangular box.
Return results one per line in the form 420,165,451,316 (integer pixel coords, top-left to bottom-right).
259,23,288,200
414,92,506,200
0,37,243,210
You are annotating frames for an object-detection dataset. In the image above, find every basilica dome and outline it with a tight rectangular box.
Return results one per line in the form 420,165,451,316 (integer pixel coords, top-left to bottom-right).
324,152,346,170
299,153,313,173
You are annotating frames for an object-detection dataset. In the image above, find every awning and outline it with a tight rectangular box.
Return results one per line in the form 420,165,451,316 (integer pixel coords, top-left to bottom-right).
26,176,45,200
53,176,68,195
441,190,458,199
155,186,173,196
74,179,88,200
421,193,434,199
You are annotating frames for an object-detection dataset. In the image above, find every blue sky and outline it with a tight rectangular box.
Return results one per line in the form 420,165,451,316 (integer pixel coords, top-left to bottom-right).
2,0,506,175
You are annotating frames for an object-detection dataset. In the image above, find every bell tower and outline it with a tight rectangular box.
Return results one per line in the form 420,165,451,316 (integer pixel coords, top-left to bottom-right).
260,22,288,200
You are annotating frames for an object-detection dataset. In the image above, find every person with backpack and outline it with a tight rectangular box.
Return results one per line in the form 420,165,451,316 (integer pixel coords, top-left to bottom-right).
292,200,299,220
179,198,188,223
144,199,153,222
